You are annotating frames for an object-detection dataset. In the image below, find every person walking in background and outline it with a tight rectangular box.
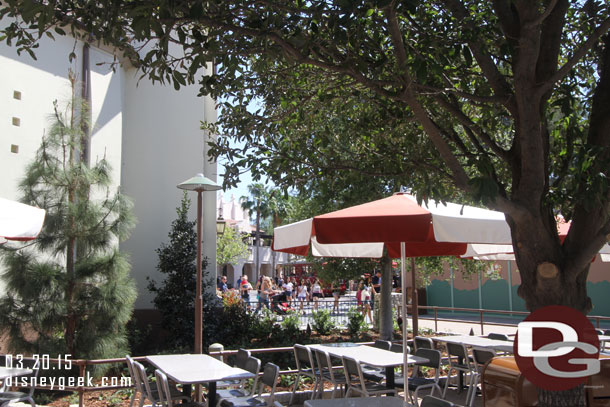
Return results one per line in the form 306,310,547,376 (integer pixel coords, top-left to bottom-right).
331,281,341,313
291,276,298,303
372,270,382,294
283,278,293,306
217,275,228,294
240,275,252,310
362,284,373,324
356,282,364,312
311,279,323,311
297,279,308,314
257,276,275,312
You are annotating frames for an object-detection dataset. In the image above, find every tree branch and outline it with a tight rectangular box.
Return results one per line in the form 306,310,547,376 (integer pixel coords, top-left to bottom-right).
434,96,512,163
539,16,610,95
526,0,559,28
383,4,412,86
442,0,516,114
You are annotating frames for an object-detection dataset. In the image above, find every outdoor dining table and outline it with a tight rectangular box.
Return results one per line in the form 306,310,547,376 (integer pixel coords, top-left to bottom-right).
146,354,254,407
304,396,407,407
307,343,429,391
430,334,514,353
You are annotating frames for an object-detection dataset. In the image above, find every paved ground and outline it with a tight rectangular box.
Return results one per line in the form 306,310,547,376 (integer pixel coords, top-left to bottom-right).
282,386,482,407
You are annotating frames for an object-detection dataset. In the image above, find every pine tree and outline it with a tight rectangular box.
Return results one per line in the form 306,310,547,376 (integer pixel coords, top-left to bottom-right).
0,73,136,361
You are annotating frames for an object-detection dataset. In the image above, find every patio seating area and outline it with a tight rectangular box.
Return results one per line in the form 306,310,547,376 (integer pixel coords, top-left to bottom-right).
5,323,610,407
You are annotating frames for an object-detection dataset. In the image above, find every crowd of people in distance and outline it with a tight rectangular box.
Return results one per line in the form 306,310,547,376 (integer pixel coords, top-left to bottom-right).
216,273,343,315
216,268,394,324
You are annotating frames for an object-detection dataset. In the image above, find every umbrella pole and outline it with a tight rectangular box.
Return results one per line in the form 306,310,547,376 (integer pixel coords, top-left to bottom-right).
411,257,418,336
401,242,410,403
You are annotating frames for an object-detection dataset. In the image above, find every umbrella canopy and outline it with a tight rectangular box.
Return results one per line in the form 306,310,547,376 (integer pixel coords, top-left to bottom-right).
0,197,46,243
272,192,512,402
461,220,610,261
273,193,512,256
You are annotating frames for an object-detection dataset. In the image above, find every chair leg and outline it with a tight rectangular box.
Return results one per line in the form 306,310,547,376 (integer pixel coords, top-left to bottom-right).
331,383,339,399
289,373,301,406
468,374,480,407
129,390,137,407
312,377,320,399
464,371,475,406
413,388,420,407
313,378,321,399
442,367,452,398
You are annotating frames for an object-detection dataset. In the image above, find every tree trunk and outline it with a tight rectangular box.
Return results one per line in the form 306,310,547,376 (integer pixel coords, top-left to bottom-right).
510,214,592,314
509,214,592,406
379,253,394,340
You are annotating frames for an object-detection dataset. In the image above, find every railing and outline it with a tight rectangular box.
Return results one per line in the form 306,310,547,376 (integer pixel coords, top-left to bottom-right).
245,295,610,335
244,297,361,327
410,305,610,335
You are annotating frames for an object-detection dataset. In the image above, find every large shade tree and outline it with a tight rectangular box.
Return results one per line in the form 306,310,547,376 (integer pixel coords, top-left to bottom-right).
2,1,610,404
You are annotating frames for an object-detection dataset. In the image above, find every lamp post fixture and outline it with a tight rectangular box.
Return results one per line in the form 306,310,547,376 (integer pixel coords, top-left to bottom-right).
177,173,221,355
216,202,226,236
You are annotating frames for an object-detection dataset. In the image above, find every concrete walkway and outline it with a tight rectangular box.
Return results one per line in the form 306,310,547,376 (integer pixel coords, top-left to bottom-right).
410,314,518,336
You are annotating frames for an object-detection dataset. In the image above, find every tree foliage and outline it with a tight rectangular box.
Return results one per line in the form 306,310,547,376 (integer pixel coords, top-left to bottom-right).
216,225,249,268
0,76,136,362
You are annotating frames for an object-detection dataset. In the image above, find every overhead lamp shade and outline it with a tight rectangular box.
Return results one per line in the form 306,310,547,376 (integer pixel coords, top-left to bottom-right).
216,217,226,235
177,173,222,191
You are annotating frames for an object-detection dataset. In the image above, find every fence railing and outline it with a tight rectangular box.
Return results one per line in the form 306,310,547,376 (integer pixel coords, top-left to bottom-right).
402,305,610,335
244,297,361,327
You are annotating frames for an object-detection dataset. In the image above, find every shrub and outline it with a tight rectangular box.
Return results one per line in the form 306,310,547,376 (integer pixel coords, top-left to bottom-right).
347,307,368,339
311,310,336,335
281,311,301,338
251,309,278,341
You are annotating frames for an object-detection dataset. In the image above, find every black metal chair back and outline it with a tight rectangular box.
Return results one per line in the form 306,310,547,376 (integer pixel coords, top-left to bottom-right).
421,395,455,407
373,340,391,350
235,348,251,369
414,336,433,350
487,332,510,341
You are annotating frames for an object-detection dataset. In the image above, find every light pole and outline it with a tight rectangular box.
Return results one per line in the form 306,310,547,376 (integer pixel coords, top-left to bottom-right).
177,173,221,355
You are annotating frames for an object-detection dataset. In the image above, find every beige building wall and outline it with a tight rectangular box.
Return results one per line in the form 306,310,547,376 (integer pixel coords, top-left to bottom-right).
0,30,218,310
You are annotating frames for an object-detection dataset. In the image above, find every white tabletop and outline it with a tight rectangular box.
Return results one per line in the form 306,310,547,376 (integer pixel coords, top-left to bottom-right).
146,354,254,385
0,367,32,380
430,335,514,353
599,335,610,342
307,344,428,367
305,396,408,407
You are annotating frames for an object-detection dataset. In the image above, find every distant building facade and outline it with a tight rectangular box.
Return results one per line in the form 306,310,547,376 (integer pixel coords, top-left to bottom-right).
216,193,289,288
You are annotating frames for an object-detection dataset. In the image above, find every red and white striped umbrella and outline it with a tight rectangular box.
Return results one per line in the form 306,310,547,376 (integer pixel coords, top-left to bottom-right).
273,192,512,401
273,192,512,257
462,220,610,261
0,197,46,243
